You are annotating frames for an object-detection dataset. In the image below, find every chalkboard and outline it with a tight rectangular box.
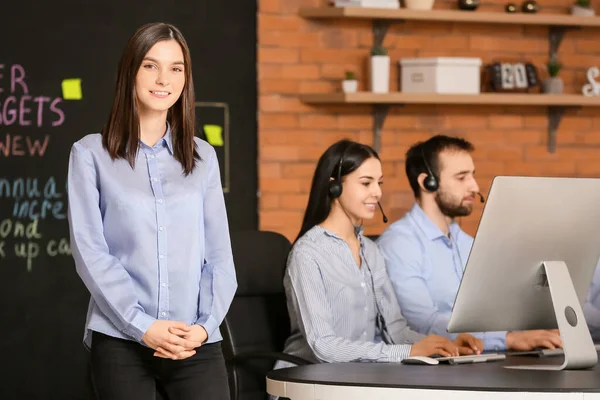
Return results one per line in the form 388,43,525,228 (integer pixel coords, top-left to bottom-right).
0,2,257,398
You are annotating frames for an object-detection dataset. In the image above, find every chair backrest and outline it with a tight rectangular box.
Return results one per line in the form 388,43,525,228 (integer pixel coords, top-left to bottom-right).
366,234,380,242
221,230,293,400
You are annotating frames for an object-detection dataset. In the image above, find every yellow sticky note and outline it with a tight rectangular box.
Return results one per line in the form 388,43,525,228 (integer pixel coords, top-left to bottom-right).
204,125,224,146
62,78,82,100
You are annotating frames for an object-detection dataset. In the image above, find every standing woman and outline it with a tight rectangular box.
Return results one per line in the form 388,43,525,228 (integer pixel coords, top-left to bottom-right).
68,23,236,400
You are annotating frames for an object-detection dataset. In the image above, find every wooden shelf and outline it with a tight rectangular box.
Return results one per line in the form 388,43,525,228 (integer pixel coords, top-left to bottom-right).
299,7,600,27
298,8,600,153
300,93,600,107
300,92,600,153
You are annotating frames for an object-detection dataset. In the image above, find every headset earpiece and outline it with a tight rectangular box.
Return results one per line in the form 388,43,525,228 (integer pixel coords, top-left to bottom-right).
423,174,439,192
329,154,344,198
329,180,343,198
421,147,439,192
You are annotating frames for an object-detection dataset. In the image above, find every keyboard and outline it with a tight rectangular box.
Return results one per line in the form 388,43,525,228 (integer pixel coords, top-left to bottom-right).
508,343,600,358
431,353,506,364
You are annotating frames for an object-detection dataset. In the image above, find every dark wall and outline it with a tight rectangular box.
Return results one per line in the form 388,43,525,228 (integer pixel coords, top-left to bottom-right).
0,2,257,398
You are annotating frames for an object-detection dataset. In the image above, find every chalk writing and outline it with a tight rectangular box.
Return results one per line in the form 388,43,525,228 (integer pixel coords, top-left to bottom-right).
0,62,75,272
12,200,65,220
0,134,50,157
47,239,71,257
0,63,66,159
15,241,39,272
0,177,65,220
0,64,65,128
0,64,65,127
0,218,42,239
0,95,64,127
0,176,62,199
0,218,71,271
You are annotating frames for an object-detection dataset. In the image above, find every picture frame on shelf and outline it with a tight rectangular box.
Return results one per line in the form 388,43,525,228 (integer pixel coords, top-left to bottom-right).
484,62,539,93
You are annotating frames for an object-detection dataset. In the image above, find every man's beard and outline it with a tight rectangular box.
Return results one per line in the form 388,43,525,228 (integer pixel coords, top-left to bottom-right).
435,189,473,218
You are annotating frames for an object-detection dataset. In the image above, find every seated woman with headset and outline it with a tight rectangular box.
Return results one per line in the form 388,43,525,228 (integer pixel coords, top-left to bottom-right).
275,139,482,369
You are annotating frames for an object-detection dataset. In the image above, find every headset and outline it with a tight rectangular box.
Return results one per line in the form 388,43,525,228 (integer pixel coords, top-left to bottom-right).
421,146,439,193
328,154,345,199
329,147,389,223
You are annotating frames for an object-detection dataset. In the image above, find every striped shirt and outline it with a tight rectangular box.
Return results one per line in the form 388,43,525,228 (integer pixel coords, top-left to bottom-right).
275,225,425,369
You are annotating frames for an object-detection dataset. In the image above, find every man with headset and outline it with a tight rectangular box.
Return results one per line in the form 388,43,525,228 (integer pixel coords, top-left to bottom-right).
377,135,563,352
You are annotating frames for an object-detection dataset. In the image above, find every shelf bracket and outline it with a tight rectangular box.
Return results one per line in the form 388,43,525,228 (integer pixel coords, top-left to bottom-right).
548,26,579,60
549,26,566,60
372,20,392,49
547,106,565,153
373,104,390,153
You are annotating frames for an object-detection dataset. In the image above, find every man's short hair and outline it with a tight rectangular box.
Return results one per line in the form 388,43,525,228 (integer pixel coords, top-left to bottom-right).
405,135,475,198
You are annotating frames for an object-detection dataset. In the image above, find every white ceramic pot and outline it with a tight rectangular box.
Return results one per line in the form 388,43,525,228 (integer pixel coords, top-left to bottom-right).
342,80,358,93
370,55,390,93
571,5,595,16
543,77,564,94
404,0,435,10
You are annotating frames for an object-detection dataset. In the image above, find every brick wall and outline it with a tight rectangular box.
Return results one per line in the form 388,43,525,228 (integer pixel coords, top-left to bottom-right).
258,0,600,240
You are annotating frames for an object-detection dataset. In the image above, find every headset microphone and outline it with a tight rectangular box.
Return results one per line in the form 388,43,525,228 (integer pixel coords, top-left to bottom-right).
477,192,485,203
377,202,388,223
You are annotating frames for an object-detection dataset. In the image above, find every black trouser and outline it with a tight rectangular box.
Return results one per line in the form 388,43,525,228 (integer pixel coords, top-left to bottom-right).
90,331,230,400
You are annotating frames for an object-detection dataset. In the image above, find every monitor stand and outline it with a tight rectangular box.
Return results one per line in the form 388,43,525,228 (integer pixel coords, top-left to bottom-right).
505,261,598,370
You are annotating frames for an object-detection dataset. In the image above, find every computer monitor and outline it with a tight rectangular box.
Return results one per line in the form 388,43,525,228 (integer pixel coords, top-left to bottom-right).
447,176,600,370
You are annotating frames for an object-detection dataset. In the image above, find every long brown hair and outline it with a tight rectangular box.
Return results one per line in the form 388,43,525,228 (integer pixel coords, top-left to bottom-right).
102,22,199,175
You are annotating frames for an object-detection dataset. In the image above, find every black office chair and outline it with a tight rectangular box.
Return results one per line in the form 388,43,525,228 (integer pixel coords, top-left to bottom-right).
366,234,380,242
222,230,311,400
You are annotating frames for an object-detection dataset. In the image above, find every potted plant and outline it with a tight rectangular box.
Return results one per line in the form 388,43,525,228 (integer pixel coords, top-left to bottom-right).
543,58,564,94
571,0,595,16
370,46,390,93
342,71,358,93
404,0,435,10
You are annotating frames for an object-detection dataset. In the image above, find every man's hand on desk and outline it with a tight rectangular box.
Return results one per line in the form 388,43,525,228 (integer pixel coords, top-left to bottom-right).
506,330,562,351
454,333,483,355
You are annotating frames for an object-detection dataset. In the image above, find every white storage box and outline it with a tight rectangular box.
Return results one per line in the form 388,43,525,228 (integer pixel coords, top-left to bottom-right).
399,57,482,94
